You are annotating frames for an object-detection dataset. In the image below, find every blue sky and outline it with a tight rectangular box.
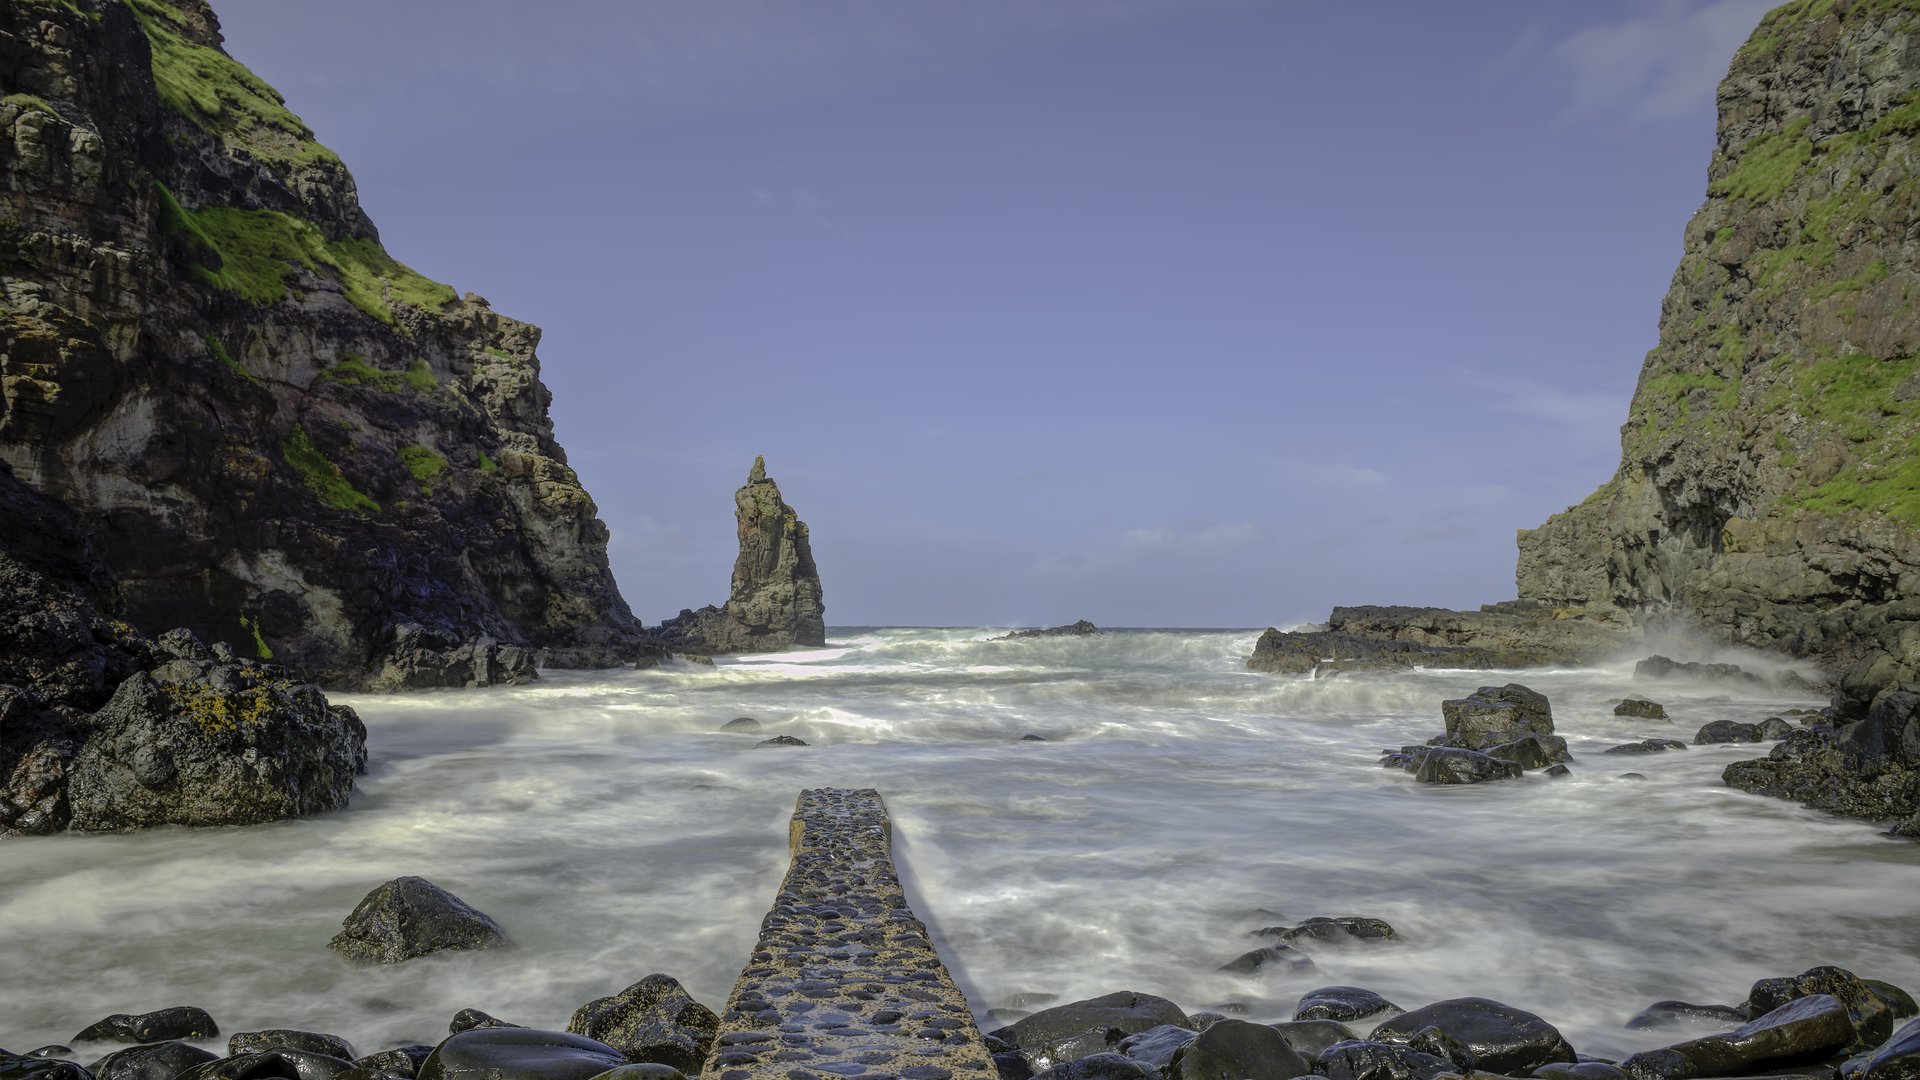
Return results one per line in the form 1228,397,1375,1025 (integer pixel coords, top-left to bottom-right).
216,0,1777,629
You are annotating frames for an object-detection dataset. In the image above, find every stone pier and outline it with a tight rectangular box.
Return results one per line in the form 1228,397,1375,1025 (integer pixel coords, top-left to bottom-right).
700,789,997,1080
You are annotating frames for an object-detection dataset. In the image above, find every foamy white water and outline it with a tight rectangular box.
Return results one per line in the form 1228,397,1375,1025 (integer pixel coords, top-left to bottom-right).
4,628,1917,1062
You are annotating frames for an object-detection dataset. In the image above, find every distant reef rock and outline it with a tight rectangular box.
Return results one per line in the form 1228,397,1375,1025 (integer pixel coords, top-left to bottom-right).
0,466,365,836
0,0,645,689
994,620,1100,640
1249,605,1635,677
656,458,826,654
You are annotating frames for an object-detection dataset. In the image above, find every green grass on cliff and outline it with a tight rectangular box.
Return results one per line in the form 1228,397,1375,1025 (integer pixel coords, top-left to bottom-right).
123,0,338,167
399,444,448,493
1712,117,1812,203
1759,0,1920,25
2,93,57,116
155,184,455,323
1778,354,1920,524
322,355,438,393
281,427,379,513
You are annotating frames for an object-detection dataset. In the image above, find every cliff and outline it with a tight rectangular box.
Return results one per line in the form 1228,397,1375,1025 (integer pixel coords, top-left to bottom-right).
657,457,826,654
1517,0,1920,705
0,0,645,686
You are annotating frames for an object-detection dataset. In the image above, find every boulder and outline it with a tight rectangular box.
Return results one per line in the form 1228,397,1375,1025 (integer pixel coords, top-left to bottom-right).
1853,1015,1920,1080
1168,1019,1308,1080
416,1029,626,1080
328,877,511,965
175,1050,357,1080
1440,684,1554,750
999,992,1191,1073
74,1008,219,1044
995,621,1101,640
1755,718,1794,740
1269,1019,1356,1063
1695,721,1764,745
0,1055,91,1080
1415,747,1522,784
88,1042,218,1080
351,1049,433,1080
1747,967,1894,1050
753,736,807,748
1617,994,1855,1080
1371,997,1576,1075
1484,735,1573,770
364,624,541,693
1627,1002,1750,1030
1218,944,1316,975
230,1034,356,1061
1606,740,1688,755
1867,980,1920,1020
1295,987,1401,1024
1029,1054,1157,1080
1534,1064,1631,1080
449,1013,519,1037
1634,658,1768,688
1616,699,1668,720
1112,1025,1197,1072
1315,1040,1455,1080
565,974,717,1073
1256,917,1398,944
719,718,761,733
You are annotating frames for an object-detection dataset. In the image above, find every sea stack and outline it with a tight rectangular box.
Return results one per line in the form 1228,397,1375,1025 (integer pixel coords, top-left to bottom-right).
658,457,826,653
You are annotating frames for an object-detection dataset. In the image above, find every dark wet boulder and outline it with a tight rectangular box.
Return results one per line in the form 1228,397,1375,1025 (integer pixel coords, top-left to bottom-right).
1534,1064,1631,1080
364,624,540,692
1627,1002,1750,1031
719,718,761,733
74,1009,219,1044
1270,1019,1356,1063
1372,997,1576,1075
1635,657,1767,687
1415,747,1522,784
1695,721,1764,745
1256,917,1398,944
416,1030,627,1080
0,1056,91,1080
1617,993,1855,1080
350,1050,433,1080
1113,1025,1197,1072
999,992,1191,1072
230,1035,355,1062
1296,987,1400,1024
1169,1019,1308,1080
1615,699,1668,720
1484,735,1573,770
1029,1054,1156,1080
565,974,717,1073
1606,740,1688,755
1219,944,1316,975
752,735,807,748
1867,980,1919,1021
1440,684,1555,750
1747,967,1893,1050
1757,718,1795,741
1853,1016,1920,1080
328,877,510,965
1545,764,1573,778
89,1043,218,1080
24,1051,74,1062
175,1050,357,1080
449,1013,520,1037
1316,1040,1454,1080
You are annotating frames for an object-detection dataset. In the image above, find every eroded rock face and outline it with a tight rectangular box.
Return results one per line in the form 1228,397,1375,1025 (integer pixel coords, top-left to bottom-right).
1248,605,1634,675
0,0,643,688
1515,4,1920,706
656,458,825,654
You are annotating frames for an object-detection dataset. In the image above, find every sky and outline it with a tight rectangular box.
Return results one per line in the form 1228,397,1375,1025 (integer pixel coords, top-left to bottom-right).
215,0,1778,630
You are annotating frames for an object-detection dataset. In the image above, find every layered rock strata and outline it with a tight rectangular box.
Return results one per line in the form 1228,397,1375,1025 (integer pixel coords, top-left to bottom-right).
700,787,996,1080
658,457,825,654
1515,0,1920,704
0,0,643,687
1249,604,1635,675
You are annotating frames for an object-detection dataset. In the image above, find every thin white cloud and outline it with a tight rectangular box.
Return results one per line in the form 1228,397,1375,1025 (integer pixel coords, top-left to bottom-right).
1270,460,1389,490
1552,0,1775,124
1467,373,1626,452
1122,521,1261,553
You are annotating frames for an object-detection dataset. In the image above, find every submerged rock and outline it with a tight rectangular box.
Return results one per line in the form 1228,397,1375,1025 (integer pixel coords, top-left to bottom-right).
1415,747,1522,785
1695,720,1765,745
1218,945,1316,975
1616,699,1669,720
1606,739,1688,755
655,458,826,655
1255,916,1398,944
73,1008,219,1044
328,877,511,966
995,621,1100,641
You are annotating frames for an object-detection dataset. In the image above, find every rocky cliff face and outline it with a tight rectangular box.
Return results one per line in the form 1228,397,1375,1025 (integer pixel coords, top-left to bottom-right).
1517,0,1920,704
658,457,826,654
0,0,643,686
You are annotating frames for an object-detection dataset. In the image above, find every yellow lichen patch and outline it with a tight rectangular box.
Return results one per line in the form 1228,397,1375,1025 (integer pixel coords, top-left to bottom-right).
166,681,279,735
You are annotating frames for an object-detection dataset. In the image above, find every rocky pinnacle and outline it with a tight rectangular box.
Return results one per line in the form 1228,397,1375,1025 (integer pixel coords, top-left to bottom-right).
658,457,826,653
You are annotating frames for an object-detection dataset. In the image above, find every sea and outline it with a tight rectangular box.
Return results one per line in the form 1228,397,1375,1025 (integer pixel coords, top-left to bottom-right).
4,627,1918,1062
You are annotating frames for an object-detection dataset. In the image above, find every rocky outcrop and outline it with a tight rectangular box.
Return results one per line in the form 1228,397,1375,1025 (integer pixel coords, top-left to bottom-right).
0,0,644,688
1514,2,1920,705
656,457,824,654
328,876,511,965
1249,604,1634,675
0,466,365,835
995,620,1100,640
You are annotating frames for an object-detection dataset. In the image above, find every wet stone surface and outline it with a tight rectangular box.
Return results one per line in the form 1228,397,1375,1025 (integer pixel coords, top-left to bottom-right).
702,789,996,1080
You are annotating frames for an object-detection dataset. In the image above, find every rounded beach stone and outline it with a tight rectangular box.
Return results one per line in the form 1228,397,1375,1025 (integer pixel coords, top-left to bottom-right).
74,1007,220,1044
328,877,510,965
754,735,808,748
1370,997,1576,1075
416,1029,627,1080
230,1032,357,1061
565,974,718,1074
89,1041,219,1080
721,717,762,733
1295,987,1400,1024
1170,1019,1308,1080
